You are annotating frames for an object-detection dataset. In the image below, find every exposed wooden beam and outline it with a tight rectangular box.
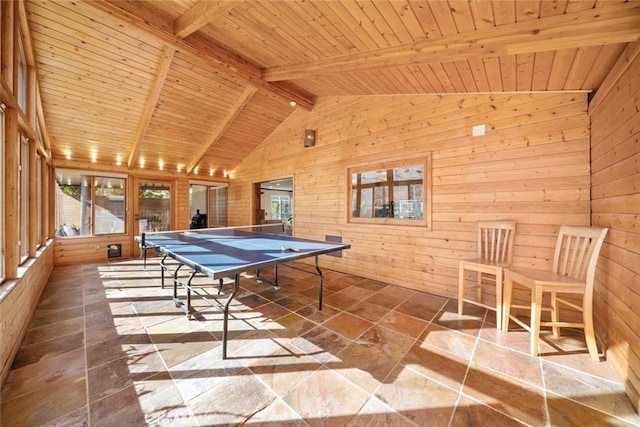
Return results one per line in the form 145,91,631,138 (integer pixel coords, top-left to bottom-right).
17,0,35,66
19,0,52,158
36,84,52,153
175,0,238,38
85,0,315,110
2,0,15,92
186,85,257,175
263,2,640,82
127,45,175,169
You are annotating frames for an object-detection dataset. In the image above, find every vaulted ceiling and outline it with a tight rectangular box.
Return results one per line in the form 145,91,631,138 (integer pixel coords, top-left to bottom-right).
24,0,640,178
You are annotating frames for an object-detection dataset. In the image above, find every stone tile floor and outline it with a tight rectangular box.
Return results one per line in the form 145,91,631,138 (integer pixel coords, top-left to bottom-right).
1,258,639,426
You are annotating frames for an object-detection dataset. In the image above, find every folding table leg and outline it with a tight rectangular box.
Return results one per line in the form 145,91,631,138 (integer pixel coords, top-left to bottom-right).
222,274,241,359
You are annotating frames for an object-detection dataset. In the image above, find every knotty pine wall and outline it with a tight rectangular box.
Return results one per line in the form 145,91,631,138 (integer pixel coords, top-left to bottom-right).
0,244,54,384
589,49,640,413
229,92,591,299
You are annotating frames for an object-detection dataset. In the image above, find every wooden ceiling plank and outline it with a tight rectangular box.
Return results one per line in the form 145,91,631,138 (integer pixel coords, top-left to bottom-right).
483,56,503,92
387,0,427,41
469,0,495,30
338,1,390,48
515,53,535,91
500,56,517,92
446,0,477,33
582,44,627,93
408,1,443,39
279,1,353,57
85,0,315,110
318,1,377,51
174,0,238,38
186,85,258,175
27,2,163,62
467,57,491,92
359,0,405,46
563,45,602,90
127,45,175,168
589,39,640,114
244,3,325,61
263,2,640,82
531,51,555,91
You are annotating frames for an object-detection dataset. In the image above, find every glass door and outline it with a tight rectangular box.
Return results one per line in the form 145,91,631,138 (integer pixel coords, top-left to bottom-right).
189,183,228,229
137,180,171,233
133,179,172,257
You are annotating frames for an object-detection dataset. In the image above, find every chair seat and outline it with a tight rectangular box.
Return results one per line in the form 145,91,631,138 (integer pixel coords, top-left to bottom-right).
504,267,584,288
506,267,585,290
461,258,510,270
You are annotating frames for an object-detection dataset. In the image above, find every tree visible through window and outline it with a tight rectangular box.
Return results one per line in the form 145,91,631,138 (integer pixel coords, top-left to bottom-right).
270,195,291,220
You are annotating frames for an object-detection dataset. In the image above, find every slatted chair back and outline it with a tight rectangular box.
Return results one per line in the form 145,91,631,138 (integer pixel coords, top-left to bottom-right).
477,220,516,264
552,226,608,283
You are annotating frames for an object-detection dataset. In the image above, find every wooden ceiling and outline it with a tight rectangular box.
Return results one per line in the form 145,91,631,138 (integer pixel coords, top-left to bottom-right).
24,0,640,177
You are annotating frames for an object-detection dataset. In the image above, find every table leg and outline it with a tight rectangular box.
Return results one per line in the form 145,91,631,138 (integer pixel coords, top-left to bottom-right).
314,256,324,311
160,254,168,289
222,274,241,359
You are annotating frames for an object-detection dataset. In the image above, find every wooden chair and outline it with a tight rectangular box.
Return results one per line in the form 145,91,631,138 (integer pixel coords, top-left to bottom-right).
502,225,608,361
458,220,516,330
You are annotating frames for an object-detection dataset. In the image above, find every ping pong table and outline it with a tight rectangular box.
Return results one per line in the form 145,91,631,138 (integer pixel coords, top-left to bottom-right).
138,225,350,358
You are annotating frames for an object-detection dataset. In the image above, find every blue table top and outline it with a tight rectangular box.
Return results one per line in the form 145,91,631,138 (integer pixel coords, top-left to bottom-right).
138,228,350,279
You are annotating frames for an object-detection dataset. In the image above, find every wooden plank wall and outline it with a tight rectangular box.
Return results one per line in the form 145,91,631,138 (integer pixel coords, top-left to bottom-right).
0,244,54,384
590,50,640,412
53,235,133,266
228,93,591,300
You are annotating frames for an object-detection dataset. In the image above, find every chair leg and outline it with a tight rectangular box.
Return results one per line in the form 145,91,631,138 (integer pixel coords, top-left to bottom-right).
550,291,560,337
495,270,503,331
583,299,600,361
502,275,513,331
458,265,465,316
530,286,544,357
476,271,482,302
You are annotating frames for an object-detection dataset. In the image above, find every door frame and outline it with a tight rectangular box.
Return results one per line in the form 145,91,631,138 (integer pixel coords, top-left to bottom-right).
131,176,175,257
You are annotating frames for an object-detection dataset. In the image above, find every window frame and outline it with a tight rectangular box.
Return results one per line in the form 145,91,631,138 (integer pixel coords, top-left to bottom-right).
17,29,28,112
19,135,29,263
55,169,128,237
346,155,432,228
0,107,4,283
35,154,42,249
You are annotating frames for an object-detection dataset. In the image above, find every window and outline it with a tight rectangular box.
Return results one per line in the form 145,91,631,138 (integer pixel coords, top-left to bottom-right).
188,182,229,229
55,171,126,236
20,136,29,262
94,177,125,234
0,107,4,283
17,31,28,112
347,156,432,228
209,186,228,228
36,155,42,248
270,195,291,220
